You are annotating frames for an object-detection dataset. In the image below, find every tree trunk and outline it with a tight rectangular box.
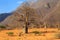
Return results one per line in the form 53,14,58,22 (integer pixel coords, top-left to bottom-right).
25,22,28,33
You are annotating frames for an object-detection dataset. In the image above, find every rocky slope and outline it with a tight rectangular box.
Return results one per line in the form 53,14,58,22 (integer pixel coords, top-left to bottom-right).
1,0,60,28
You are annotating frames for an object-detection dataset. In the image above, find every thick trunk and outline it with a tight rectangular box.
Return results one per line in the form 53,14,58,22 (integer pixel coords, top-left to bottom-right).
25,22,28,33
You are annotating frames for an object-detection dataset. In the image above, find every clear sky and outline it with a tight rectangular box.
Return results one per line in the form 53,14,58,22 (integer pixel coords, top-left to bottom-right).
0,0,26,14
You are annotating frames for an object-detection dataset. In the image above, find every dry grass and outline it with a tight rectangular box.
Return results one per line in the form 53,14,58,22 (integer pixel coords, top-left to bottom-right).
0,28,60,40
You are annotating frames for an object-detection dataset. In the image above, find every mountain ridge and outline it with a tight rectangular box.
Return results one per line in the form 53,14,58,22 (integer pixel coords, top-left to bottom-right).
0,0,60,28
0,13,12,22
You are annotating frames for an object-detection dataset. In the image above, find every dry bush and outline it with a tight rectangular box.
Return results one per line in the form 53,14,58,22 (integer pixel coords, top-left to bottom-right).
55,33,60,39
6,32,14,36
31,31,42,36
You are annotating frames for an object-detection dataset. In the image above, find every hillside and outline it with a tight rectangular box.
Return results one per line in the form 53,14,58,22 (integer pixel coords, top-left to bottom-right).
0,0,60,28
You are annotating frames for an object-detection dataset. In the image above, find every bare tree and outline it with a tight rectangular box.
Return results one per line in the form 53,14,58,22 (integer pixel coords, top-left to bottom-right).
20,2,37,33
56,22,60,30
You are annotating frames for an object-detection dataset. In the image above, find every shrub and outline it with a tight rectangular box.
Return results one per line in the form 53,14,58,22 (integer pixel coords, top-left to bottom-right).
55,33,60,39
7,32,14,36
0,25,6,29
32,31,42,35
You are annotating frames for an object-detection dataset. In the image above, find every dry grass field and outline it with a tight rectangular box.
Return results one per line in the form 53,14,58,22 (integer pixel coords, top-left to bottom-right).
0,28,60,40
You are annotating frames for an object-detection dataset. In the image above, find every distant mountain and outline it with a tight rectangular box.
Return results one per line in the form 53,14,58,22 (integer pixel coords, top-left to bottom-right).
0,13,12,22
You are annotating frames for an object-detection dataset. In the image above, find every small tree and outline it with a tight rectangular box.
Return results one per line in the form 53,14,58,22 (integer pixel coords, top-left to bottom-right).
56,22,60,30
43,22,47,32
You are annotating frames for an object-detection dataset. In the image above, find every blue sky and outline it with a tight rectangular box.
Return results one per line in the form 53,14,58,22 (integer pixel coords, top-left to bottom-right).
0,0,26,14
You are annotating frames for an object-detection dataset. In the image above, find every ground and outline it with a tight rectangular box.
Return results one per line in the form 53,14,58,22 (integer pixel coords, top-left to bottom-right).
0,28,60,40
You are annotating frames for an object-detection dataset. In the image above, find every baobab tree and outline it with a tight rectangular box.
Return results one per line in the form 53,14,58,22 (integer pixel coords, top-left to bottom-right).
19,1,38,33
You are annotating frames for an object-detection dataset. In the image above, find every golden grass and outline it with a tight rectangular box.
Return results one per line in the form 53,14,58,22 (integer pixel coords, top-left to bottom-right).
0,28,60,40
